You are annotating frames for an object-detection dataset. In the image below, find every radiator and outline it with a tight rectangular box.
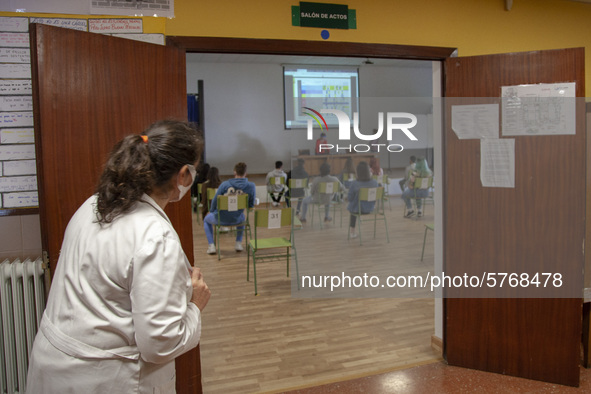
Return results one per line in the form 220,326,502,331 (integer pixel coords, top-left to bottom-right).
0,258,46,394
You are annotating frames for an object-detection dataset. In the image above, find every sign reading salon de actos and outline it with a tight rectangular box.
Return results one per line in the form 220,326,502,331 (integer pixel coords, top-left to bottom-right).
292,2,357,30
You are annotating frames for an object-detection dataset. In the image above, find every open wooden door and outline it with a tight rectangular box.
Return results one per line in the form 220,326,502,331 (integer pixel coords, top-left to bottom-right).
444,48,585,386
30,24,202,393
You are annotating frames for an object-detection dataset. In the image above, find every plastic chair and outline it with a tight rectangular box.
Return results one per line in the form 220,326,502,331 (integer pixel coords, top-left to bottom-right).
348,187,389,245
215,194,250,260
285,178,308,213
421,223,434,261
247,207,299,296
267,176,287,206
310,181,343,228
403,176,433,218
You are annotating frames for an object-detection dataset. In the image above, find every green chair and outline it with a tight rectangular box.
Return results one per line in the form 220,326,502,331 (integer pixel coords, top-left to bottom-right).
403,176,433,218
372,174,391,210
206,187,218,212
310,181,343,228
192,183,203,223
348,187,389,245
267,176,287,206
215,194,250,260
247,207,299,296
285,178,308,213
421,223,434,262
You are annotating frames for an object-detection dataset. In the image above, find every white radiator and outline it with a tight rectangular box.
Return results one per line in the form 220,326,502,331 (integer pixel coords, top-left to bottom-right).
0,258,46,394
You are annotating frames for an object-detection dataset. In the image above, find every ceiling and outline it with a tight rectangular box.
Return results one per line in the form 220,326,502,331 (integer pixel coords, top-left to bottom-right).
186,53,432,68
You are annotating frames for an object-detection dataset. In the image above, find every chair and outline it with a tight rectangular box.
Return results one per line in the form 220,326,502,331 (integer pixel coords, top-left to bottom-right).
373,174,391,211
192,183,203,223
285,178,308,213
403,176,433,218
310,181,343,228
247,207,299,296
421,223,434,262
348,186,389,245
214,194,250,260
267,176,287,206
206,187,218,212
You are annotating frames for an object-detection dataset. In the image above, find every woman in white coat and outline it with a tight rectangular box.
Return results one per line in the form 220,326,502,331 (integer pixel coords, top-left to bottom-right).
26,120,211,394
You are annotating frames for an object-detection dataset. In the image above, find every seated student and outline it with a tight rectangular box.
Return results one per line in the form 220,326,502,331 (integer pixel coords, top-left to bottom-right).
286,158,309,215
401,157,433,218
339,157,356,189
266,160,288,206
204,162,256,254
201,166,221,221
399,155,416,192
299,162,343,223
347,161,379,239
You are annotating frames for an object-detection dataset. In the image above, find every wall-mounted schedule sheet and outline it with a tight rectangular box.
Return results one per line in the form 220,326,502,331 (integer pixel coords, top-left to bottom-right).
501,82,575,136
480,139,515,188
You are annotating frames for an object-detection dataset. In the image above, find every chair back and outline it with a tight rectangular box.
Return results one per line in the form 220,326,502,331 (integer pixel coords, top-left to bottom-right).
288,178,308,189
253,207,292,228
217,194,249,211
412,176,433,190
268,176,285,186
359,187,384,202
207,187,218,209
318,181,339,194
343,173,356,181
372,174,389,185
197,183,203,194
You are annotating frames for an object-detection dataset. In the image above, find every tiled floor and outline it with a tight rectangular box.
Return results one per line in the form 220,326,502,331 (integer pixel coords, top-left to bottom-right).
282,361,591,393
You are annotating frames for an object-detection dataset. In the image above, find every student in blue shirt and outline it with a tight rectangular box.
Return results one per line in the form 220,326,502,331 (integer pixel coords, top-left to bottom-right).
204,162,256,254
347,161,378,239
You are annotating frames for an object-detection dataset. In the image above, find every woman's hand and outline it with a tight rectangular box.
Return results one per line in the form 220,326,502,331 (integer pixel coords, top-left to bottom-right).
190,267,211,311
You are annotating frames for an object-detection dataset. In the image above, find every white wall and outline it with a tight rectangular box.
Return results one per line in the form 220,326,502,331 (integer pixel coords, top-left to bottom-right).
186,56,433,175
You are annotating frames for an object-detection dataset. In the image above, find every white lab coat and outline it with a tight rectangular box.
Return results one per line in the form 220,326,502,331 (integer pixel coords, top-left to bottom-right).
26,194,201,394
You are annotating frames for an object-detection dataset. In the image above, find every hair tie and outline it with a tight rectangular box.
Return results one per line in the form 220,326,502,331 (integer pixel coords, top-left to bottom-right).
141,135,148,143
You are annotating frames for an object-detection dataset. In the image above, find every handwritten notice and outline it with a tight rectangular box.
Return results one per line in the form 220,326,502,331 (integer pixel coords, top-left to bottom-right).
0,175,37,192
0,48,30,63
30,18,88,32
4,160,36,176
0,64,31,79
0,128,34,144
111,33,165,45
0,80,32,95
0,17,29,32
367,188,377,202
0,144,35,160
89,19,143,33
3,191,38,208
0,96,33,112
0,112,34,127
0,33,30,48
480,139,515,188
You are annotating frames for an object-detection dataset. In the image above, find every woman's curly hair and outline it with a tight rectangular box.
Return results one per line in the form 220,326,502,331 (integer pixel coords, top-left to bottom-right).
95,120,203,223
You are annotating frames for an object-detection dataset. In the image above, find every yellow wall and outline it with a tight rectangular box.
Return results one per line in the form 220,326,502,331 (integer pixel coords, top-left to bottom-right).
167,0,591,94
3,0,591,91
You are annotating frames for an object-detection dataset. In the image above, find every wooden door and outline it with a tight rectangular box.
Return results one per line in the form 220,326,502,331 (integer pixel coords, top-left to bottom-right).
444,48,585,386
30,24,202,393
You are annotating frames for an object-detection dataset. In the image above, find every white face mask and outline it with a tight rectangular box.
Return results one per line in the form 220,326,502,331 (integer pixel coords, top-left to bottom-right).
175,164,196,202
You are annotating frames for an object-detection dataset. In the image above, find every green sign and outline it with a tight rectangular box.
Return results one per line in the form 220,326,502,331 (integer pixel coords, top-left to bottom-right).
292,2,357,30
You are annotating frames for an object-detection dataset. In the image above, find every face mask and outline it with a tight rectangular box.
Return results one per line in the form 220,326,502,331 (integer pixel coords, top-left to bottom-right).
175,164,196,202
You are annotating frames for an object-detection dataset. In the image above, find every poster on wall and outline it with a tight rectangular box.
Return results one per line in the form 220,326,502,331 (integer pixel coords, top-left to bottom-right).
501,82,576,136
1,0,174,18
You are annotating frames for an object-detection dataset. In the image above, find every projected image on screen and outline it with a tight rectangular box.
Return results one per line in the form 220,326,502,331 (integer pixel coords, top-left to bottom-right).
284,66,359,129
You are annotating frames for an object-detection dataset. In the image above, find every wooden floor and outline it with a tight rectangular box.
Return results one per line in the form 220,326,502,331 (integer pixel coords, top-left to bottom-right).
191,195,440,393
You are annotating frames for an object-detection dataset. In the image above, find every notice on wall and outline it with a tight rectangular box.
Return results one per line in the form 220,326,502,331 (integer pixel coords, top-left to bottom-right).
451,104,499,140
0,17,29,32
30,17,88,31
480,139,515,188
501,82,576,136
0,80,32,95
0,48,30,63
89,19,143,33
0,32,30,48
0,128,34,144
3,191,38,208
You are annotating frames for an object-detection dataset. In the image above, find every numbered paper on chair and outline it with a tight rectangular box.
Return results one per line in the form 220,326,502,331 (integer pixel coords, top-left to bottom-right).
325,183,334,193
367,188,377,202
295,179,303,188
420,178,429,189
228,195,238,211
349,173,355,180
268,210,281,229
274,176,281,185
